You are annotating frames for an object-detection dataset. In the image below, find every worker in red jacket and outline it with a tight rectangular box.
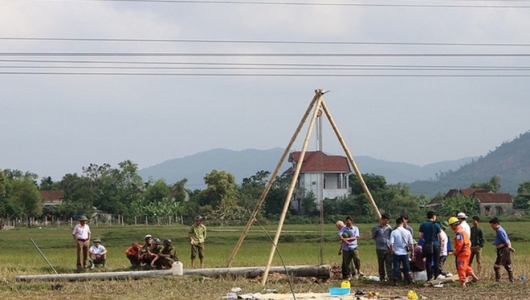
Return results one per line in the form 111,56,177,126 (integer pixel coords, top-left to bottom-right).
448,217,479,288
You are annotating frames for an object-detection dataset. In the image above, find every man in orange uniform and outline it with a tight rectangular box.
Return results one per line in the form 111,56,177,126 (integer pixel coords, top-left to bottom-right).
448,217,479,288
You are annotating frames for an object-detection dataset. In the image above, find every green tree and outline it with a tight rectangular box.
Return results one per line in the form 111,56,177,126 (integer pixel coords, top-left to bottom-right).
39,176,60,190
514,181,530,210
238,170,271,213
198,170,237,207
10,178,42,223
471,175,501,192
439,196,479,217
263,174,291,219
60,173,94,217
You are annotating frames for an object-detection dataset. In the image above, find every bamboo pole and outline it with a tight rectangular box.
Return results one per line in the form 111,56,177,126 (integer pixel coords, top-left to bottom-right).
320,100,381,219
261,89,325,286
226,90,321,267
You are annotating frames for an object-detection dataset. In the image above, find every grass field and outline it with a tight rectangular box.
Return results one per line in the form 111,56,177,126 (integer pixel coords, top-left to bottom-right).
0,222,529,299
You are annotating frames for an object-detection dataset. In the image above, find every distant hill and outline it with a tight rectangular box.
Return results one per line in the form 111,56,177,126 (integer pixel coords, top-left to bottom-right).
408,130,530,197
138,148,473,190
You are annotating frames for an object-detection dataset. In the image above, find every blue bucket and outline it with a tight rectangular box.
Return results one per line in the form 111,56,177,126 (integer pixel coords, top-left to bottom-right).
329,287,350,295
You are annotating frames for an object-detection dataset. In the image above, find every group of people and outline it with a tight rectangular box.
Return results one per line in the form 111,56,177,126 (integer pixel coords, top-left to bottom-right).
125,235,179,269
337,211,515,288
72,215,207,270
124,215,206,269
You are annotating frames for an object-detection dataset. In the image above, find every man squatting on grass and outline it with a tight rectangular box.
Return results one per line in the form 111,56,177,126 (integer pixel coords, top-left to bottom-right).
489,217,515,283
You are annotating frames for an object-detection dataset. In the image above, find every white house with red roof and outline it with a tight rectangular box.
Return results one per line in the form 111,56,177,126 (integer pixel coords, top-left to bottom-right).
284,151,351,212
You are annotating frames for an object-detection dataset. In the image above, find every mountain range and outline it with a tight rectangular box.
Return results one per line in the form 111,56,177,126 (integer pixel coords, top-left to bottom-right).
138,148,475,192
139,130,530,197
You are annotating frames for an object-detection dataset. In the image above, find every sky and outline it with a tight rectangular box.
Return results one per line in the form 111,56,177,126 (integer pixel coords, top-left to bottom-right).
1,0,530,181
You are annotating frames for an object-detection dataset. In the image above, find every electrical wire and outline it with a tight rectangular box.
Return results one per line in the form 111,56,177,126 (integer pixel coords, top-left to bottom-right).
15,0,530,9
2,52,530,57
3,37,530,48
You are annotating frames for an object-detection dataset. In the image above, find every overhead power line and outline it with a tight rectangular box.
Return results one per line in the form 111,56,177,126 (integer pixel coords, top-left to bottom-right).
0,58,527,68
3,71,530,77
2,52,530,57
21,0,530,9
2,37,530,47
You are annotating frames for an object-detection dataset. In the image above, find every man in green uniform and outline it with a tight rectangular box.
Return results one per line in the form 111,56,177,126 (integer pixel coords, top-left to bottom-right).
152,239,179,269
189,215,206,268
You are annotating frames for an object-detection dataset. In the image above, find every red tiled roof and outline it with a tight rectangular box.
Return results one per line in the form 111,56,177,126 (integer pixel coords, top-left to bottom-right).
285,151,351,173
444,189,459,198
460,188,492,197
39,190,65,201
475,193,513,204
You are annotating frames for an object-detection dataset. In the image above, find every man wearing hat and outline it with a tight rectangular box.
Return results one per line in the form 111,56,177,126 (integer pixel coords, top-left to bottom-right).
72,215,91,268
139,234,153,265
457,212,471,238
371,213,392,282
151,238,179,269
189,215,206,268
448,217,479,288
88,238,107,268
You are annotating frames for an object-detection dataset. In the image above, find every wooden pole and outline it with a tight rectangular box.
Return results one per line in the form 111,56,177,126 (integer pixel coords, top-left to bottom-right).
320,100,381,219
261,89,325,286
226,90,321,267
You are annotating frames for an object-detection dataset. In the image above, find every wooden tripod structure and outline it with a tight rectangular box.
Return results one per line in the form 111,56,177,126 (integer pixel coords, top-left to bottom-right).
226,89,381,285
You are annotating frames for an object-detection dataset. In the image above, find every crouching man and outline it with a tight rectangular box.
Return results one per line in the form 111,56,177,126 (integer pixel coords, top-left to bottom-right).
151,239,179,269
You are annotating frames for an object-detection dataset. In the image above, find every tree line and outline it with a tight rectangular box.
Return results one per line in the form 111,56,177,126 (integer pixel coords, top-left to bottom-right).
1,160,529,226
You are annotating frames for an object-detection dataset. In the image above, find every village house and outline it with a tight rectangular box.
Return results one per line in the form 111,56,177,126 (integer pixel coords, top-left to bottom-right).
39,190,65,207
283,151,351,213
437,188,514,216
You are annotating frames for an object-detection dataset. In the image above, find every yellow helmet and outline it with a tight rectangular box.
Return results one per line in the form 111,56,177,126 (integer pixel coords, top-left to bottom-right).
448,217,459,225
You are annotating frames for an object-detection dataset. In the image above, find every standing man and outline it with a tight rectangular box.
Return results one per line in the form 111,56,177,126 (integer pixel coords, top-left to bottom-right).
401,214,413,237
389,217,414,285
418,211,441,281
72,215,91,269
489,217,515,283
470,216,486,273
338,216,362,280
457,212,471,238
448,217,479,288
438,221,450,277
371,213,392,282
189,215,206,268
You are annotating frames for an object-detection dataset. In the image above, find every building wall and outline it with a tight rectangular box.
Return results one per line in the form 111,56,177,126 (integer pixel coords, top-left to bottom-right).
480,203,513,216
291,172,350,213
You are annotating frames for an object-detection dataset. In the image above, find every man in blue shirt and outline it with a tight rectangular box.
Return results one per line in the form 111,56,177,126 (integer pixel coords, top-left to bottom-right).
418,211,441,281
338,216,361,280
489,217,515,283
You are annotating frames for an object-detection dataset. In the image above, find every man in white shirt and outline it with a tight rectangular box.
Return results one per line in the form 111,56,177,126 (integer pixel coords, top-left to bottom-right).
438,221,450,277
458,212,471,237
72,215,91,268
89,238,107,268
389,217,414,285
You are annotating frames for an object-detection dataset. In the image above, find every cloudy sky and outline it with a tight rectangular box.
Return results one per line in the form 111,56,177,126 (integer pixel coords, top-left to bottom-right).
1,0,529,181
